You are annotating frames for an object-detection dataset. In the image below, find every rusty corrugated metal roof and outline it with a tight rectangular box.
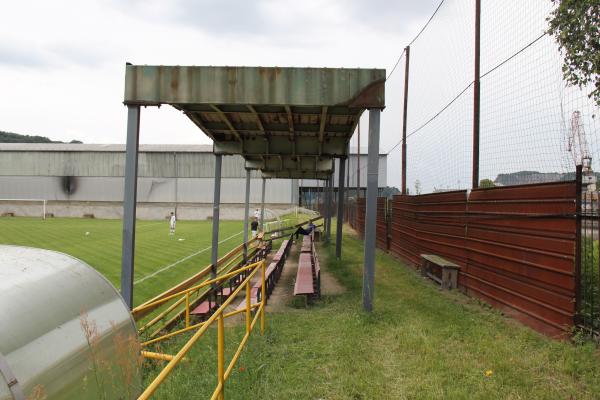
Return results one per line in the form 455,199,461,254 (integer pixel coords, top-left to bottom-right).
124,65,385,179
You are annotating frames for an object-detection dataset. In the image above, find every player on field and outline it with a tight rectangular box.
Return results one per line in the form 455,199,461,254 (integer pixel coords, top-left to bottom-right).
169,212,176,235
250,217,259,238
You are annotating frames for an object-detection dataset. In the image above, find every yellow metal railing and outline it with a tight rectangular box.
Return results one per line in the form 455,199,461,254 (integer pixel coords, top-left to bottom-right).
138,259,267,400
134,237,269,339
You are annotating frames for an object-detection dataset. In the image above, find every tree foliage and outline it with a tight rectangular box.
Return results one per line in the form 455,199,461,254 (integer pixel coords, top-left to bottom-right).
479,178,495,188
547,0,600,106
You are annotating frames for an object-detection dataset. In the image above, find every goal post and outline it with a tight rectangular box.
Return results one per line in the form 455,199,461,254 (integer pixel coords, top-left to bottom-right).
0,199,47,220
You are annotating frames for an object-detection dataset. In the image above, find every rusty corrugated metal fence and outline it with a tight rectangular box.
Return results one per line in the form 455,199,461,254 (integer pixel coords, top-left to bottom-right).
349,181,578,337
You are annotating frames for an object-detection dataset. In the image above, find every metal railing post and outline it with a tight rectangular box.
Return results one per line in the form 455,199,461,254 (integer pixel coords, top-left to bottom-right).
260,260,266,335
245,281,251,334
217,313,225,400
185,292,190,328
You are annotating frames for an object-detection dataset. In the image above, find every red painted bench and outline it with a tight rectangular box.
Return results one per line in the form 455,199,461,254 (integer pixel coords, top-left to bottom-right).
300,235,312,253
294,253,315,303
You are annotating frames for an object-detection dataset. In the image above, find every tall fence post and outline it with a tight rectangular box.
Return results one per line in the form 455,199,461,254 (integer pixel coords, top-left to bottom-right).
402,45,410,195
472,0,481,189
575,164,583,327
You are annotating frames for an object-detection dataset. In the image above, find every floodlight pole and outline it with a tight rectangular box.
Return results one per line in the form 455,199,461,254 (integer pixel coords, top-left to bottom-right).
242,169,251,262
120,105,140,309
336,157,346,259
363,109,381,312
211,154,223,284
260,177,266,231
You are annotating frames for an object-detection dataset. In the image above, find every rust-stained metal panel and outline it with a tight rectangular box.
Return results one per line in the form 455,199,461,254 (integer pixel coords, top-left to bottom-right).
388,181,577,338
376,197,389,251
123,65,386,179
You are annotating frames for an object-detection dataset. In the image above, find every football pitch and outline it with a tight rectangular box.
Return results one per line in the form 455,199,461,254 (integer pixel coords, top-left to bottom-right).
0,216,246,306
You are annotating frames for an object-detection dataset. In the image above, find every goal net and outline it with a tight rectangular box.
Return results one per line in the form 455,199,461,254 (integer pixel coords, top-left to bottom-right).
0,199,47,219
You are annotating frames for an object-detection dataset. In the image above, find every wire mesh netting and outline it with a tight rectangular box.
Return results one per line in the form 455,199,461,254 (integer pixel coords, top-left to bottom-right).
380,0,599,194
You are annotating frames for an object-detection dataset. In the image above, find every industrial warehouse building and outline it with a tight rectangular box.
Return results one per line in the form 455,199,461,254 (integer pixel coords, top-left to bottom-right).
0,143,387,219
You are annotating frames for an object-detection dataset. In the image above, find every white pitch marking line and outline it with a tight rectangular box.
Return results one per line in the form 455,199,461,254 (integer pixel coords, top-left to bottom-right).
134,230,244,285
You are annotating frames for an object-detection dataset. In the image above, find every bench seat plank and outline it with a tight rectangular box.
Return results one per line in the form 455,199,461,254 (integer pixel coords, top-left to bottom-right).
420,254,459,269
191,301,212,315
294,263,314,295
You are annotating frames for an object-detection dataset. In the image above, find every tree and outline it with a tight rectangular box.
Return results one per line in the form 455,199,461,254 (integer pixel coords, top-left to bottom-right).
547,0,600,107
479,178,495,188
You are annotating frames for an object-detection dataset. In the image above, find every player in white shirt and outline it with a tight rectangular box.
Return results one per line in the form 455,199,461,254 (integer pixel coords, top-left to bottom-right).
254,208,261,220
169,212,176,235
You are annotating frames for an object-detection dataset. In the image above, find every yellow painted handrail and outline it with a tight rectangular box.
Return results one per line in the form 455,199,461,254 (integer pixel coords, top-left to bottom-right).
133,237,260,320
134,261,262,315
138,260,267,400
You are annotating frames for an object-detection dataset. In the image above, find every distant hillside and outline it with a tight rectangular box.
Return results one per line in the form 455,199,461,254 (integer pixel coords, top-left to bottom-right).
494,170,597,186
0,131,82,144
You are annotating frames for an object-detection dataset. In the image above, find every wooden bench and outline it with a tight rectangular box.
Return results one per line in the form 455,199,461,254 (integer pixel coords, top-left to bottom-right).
300,235,312,253
420,254,460,290
190,296,218,320
294,253,315,302
312,246,321,298
271,240,289,263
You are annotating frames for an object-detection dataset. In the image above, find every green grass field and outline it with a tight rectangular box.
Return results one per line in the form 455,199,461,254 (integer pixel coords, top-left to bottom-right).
0,216,246,306
2,216,600,399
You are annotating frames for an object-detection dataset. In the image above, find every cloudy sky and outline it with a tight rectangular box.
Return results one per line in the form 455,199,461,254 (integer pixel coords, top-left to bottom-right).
0,0,438,148
2,1,596,192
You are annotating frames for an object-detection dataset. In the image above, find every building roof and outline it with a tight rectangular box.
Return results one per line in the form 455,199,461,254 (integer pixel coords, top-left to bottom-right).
0,143,214,152
124,65,385,179
0,143,387,156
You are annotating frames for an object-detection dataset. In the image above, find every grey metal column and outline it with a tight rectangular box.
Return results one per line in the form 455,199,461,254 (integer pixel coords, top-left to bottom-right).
120,105,140,309
260,177,266,231
211,154,223,283
335,157,346,259
325,177,331,242
363,109,381,312
242,169,251,262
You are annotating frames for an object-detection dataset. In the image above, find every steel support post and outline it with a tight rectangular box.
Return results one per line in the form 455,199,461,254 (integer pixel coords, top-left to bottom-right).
336,157,346,259
472,0,481,189
211,154,223,283
345,146,350,220
325,177,331,242
402,46,410,195
363,109,381,312
120,105,140,309
242,169,251,262
260,177,266,231
357,123,361,199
